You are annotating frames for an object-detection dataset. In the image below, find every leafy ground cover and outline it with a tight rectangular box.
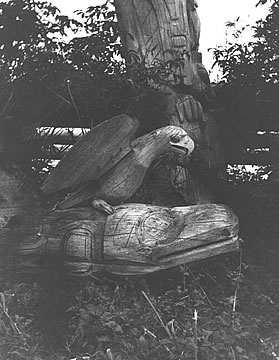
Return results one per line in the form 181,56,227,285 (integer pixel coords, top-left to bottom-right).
1,252,279,360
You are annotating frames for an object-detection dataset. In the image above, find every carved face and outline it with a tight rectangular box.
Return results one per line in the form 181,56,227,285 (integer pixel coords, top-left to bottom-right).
168,126,195,157
103,203,239,275
143,126,195,159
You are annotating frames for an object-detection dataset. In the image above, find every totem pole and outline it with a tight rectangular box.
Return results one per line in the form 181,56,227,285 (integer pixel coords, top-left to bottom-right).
114,0,224,204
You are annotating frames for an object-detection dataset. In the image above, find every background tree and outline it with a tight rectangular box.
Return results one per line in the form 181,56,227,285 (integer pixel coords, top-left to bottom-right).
212,0,279,267
0,0,130,187
212,0,279,174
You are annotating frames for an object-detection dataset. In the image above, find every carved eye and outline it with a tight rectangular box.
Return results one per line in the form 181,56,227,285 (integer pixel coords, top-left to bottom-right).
170,134,181,143
152,129,160,137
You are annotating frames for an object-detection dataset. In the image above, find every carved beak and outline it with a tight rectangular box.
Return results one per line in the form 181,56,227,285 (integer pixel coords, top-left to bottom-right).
170,132,195,157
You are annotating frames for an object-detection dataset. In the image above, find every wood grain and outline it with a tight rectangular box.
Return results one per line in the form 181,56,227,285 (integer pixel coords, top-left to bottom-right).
0,203,239,276
41,115,139,194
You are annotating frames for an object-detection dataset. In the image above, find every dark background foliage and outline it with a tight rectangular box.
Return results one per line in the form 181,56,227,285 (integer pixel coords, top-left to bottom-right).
210,0,279,269
0,0,175,188
1,1,279,359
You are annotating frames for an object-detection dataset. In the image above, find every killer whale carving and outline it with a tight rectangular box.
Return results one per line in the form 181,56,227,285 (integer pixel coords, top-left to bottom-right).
1,203,239,276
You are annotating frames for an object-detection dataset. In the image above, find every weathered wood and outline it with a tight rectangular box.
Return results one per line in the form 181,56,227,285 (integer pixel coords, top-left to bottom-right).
170,167,214,204
104,203,239,262
41,115,140,194
0,160,35,208
0,1,240,279
38,127,90,143
55,125,195,209
114,0,202,90
202,112,225,170
31,137,76,146
114,0,223,205
226,152,273,166
102,239,239,276
0,203,239,276
33,130,279,163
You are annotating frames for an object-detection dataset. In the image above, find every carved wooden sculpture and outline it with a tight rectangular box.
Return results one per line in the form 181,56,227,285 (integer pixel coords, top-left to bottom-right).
0,203,239,276
115,0,202,89
114,0,223,204
0,154,240,276
41,115,195,212
0,115,239,276
0,1,240,277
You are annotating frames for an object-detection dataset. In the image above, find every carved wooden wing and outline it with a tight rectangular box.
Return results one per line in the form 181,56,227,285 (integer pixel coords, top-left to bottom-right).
41,115,140,194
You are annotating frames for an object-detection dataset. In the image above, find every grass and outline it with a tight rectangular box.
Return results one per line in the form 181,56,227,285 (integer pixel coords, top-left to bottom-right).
1,253,279,360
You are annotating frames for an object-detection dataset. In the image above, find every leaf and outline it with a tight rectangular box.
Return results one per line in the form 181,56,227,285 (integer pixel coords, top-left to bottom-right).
236,345,245,353
0,319,7,335
159,338,172,345
105,321,123,334
212,343,226,351
139,335,146,344
201,329,214,340
96,335,111,342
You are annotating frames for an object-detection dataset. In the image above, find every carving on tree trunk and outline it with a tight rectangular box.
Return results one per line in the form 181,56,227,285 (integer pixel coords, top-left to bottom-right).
115,0,223,205
115,0,202,89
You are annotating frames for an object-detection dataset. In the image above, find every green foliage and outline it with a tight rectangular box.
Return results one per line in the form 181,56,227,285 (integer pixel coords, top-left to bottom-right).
0,0,174,188
0,0,78,80
68,4,123,75
209,0,279,274
1,259,279,359
212,0,279,178
213,0,279,86
254,0,279,83
0,0,124,126
0,0,125,186
0,0,122,80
